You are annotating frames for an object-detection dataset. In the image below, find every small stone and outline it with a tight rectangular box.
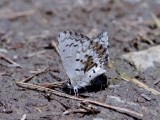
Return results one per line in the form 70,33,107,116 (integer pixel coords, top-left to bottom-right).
121,46,160,71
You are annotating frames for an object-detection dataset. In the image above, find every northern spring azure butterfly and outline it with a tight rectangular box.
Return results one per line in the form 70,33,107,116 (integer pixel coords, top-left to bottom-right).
58,31,109,93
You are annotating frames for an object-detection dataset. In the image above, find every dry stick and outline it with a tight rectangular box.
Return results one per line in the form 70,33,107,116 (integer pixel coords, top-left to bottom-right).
20,67,63,88
50,72,63,81
154,78,160,85
16,82,143,119
27,50,46,57
79,102,99,113
0,53,21,67
121,75,160,95
39,81,65,88
151,12,160,28
20,114,26,120
19,67,49,83
63,108,89,115
0,31,12,41
0,9,35,19
51,40,60,55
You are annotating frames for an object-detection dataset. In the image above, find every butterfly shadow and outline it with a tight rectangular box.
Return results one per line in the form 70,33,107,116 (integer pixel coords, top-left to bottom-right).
62,74,110,95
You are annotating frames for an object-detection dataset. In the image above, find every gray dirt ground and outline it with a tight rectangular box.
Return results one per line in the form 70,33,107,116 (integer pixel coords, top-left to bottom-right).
0,0,160,120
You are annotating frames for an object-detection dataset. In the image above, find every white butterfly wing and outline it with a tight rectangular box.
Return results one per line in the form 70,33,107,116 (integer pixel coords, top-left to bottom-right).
58,31,109,89
92,32,109,66
58,31,89,85
81,32,109,86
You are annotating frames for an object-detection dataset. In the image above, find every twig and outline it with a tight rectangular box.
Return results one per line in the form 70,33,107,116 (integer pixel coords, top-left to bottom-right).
21,114,26,120
151,12,160,28
79,102,99,113
39,81,65,89
27,50,46,57
18,67,49,83
50,72,63,81
140,94,151,101
64,102,99,115
0,31,12,41
154,78,160,85
16,82,143,119
63,108,88,115
120,74,160,95
0,9,35,19
27,30,51,42
51,40,60,55
63,103,99,115
0,53,21,67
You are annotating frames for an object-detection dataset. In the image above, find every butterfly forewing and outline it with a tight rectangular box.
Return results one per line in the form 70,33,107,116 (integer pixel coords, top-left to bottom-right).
58,31,90,82
58,31,109,90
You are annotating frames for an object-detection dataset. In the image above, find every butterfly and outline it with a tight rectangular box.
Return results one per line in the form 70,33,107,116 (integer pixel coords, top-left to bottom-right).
58,31,109,93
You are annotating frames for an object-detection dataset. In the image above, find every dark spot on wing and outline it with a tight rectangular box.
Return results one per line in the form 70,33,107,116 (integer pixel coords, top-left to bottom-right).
79,40,83,44
75,69,80,71
75,32,78,36
93,70,95,73
75,39,80,42
74,44,78,47
69,31,72,35
85,54,89,58
97,33,102,39
63,50,65,52
69,43,74,47
64,31,67,34
83,56,97,73
80,59,83,62
80,34,83,38
81,35,84,38
95,63,98,67
98,47,106,58
76,59,80,61
90,40,93,44
80,68,83,71
86,37,90,41
99,44,103,50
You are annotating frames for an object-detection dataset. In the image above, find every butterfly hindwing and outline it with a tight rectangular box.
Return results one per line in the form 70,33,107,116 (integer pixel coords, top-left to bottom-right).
80,32,109,87
92,32,109,66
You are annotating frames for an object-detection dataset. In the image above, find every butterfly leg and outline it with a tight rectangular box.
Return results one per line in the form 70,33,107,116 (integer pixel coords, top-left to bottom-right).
73,87,79,96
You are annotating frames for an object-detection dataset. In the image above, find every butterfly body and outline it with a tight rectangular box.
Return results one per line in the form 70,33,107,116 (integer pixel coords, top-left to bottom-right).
58,31,109,91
